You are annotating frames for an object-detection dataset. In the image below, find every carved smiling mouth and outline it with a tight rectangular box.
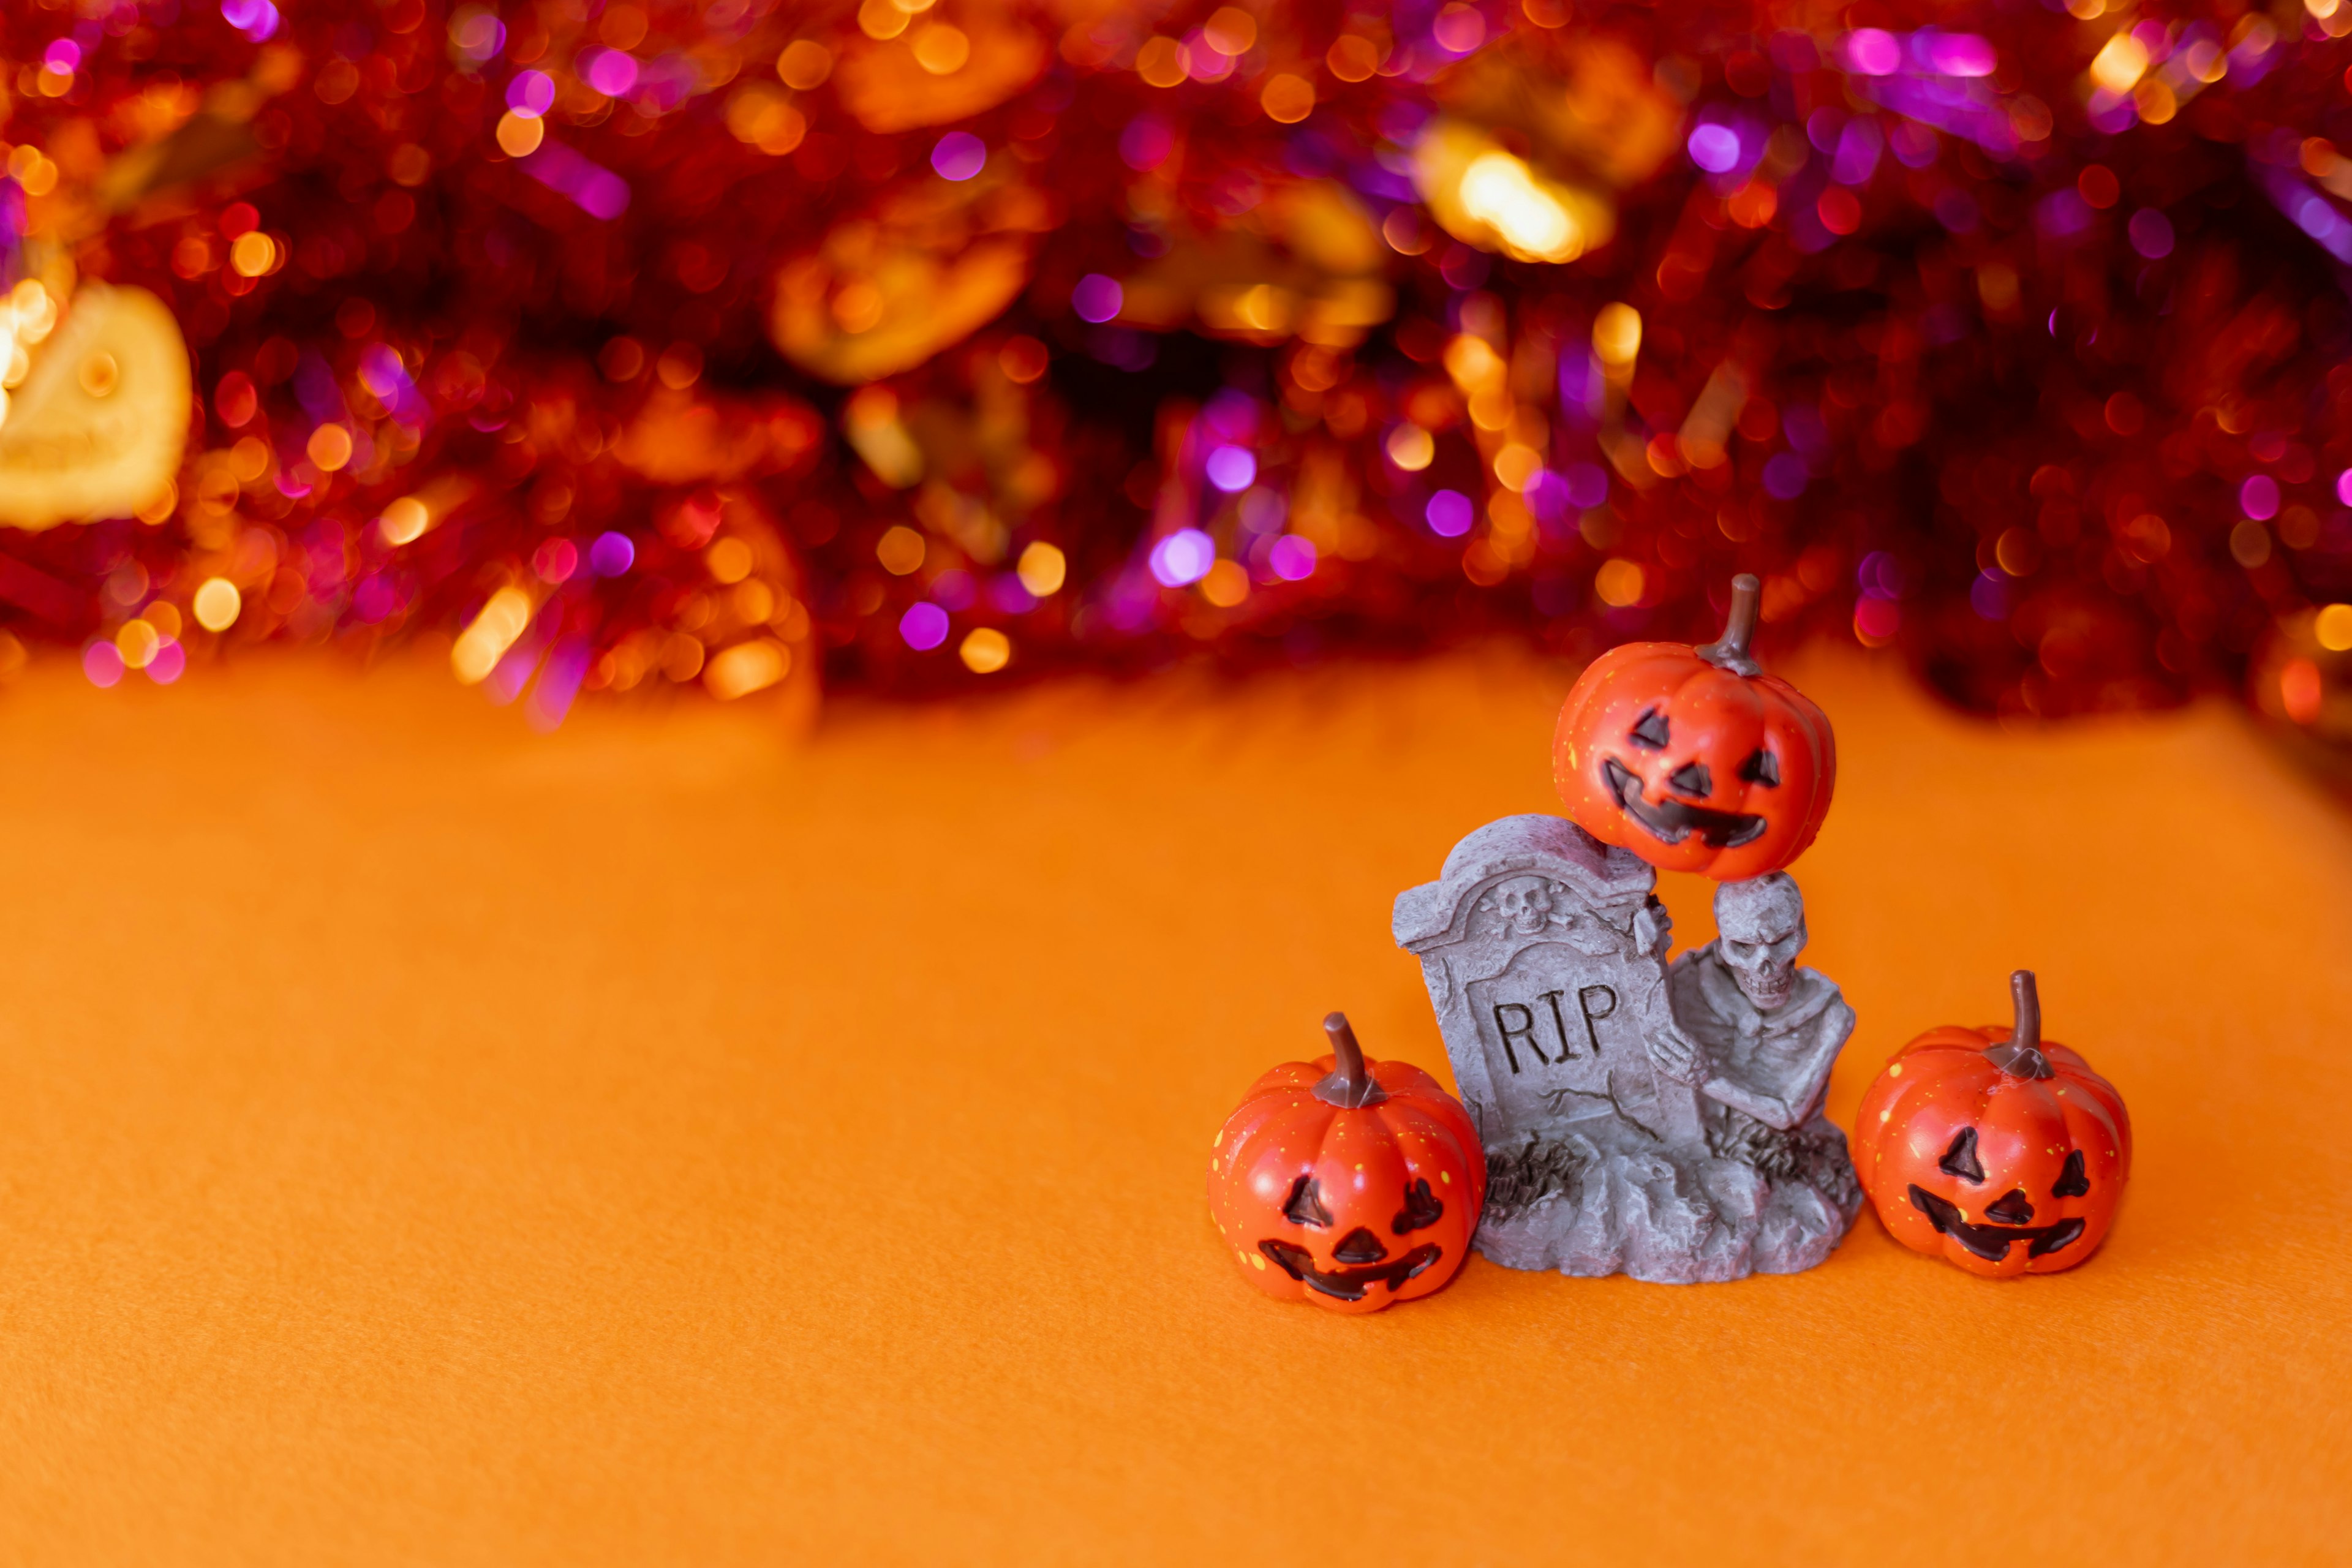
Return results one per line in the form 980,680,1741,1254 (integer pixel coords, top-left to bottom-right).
1257,1238,1443,1302
1602,758,1768,849
1907,1185,2087,1262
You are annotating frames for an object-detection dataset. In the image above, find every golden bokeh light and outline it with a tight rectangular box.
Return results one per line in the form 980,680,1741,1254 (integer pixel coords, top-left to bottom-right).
1327,35,1381,81
706,537,755,584
876,524,927,575
228,232,277,277
451,586,534,685
704,638,790,699
1261,74,1314,124
2089,31,2149,95
192,577,243,633
959,627,1011,673
1593,303,1643,368
1136,37,1187,88
1595,559,1647,607
911,23,971,74
777,40,834,89
1200,560,1250,608
1203,7,1257,54
307,424,355,472
1458,152,1580,262
1017,541,1066,596
1494,444,1544,492
379,497,429,546
1385,423,1435,471
2316,604,2352,652
497,110,546,157
115,618,161,669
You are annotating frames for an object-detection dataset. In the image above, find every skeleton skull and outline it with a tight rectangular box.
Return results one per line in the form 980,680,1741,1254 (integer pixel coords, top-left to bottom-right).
1714,872,1806,1011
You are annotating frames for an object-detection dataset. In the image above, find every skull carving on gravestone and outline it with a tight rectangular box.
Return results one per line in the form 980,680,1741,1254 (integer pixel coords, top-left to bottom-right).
1714,872,1806,1011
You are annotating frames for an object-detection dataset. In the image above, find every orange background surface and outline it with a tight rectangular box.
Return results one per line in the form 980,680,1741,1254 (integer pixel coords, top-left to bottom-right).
0,648,2345,1564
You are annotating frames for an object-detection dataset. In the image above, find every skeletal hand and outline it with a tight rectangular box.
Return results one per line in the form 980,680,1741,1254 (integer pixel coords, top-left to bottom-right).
1645,1018,1708,1085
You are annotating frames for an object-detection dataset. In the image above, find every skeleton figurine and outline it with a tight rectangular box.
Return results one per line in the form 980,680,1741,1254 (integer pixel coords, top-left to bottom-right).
1668,873,1853,1136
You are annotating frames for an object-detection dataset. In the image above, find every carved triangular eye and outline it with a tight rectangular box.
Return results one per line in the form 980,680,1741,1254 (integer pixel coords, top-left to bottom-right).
2052,1149,2090,1198
1739,747,1780,787
1667,761,1713,797
1282,1175,1334,1227
1938,1128,1987,1183
1629,709,1670,750
1392,1177,1446,1235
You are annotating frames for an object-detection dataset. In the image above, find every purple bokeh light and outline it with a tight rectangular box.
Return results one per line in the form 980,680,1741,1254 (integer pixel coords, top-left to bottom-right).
1844,28,1900,75
932,132,986,181
590,532,635,576
1687,124,1741,175
2127,209,2175,259
1120,116,1174,172
1268,537,1318,581
1148,529,1216,587
221,0,279,40
1072,274,1123,324
1425,490,1473,538
521,143,630,219
2241,474,2280,521
1205,446,1257,493
1561,462,1609,510
82,641,124,688
582,48,639,97
899,602,951,650
507,69,556,116
146,639,186,685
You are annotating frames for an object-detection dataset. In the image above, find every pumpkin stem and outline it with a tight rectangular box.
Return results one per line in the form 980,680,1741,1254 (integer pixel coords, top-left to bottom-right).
1983,969,2056,1080
1695,574,1765,677
1315,1012,1389,1109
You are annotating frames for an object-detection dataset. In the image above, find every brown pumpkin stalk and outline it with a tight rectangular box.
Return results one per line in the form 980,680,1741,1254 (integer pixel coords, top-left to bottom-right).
1316,1012,1389,1108
1982,970,2056,1080
1694,572,1764,677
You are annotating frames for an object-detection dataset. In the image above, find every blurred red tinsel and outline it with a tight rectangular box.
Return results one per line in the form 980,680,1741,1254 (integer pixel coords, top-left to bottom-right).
6,0,2352,733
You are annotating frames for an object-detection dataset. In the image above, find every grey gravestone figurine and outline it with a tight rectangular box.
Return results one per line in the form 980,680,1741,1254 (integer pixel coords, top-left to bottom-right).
1392,815,1861,1283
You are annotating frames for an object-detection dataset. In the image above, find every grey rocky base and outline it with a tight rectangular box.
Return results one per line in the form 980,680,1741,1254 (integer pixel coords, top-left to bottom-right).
1393,813,1861,1284
1478,1112,1861,1283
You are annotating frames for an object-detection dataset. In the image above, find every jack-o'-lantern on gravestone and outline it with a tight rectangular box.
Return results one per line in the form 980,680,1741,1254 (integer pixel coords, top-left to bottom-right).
1854,970,2132,1278
1553,574,1836,881
1208,1014,1485,1314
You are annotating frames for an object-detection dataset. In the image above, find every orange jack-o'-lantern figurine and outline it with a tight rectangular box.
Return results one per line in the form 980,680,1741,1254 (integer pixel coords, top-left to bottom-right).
1854,971,2132,1278
1208,1014,1485,1314
1552,574,1835,881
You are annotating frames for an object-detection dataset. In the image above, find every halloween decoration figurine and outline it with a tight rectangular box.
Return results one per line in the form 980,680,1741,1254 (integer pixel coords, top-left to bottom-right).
1552,575,1836,882
0,281,191,530
1207,1013,1485,1314
1854,971,2131,1278
1395,816,1861,1283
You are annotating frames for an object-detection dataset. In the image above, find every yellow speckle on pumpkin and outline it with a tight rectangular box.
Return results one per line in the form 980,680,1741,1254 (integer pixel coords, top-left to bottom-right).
1355,1163,1363,1172
1209,1158,1218,1172
1251,1253,1266,1270
1889,1063,1902,1077
1879,1110,1891,1123
1440,1171,1452,1183
1213,1130,1223,1147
